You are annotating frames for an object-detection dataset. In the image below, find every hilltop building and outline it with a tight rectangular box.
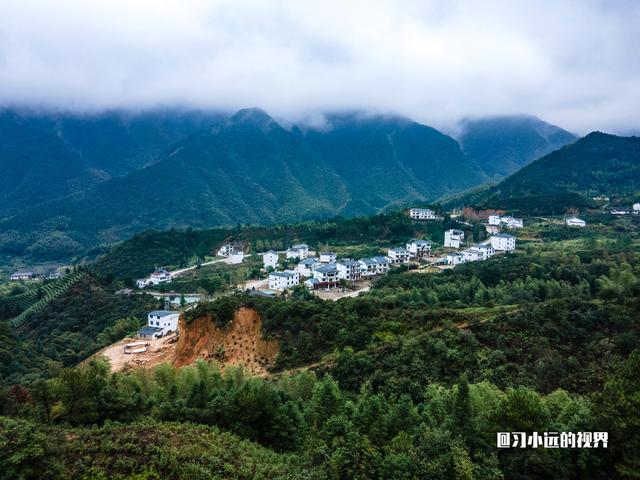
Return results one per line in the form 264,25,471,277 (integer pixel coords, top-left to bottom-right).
138,310,179,339
409,207,438,221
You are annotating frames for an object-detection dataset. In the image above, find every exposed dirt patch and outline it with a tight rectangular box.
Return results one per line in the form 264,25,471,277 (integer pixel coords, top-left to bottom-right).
173,307,279,375
94,334,178,373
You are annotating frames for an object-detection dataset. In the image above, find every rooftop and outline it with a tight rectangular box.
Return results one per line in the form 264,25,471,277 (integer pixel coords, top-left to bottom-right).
299,258,318,265
270,271,297,278
148,310,178,317
314,264,338,274
493,233,515,239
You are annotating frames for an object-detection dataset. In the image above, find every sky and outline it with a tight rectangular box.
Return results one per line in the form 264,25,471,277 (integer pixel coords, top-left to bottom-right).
0,0,639,134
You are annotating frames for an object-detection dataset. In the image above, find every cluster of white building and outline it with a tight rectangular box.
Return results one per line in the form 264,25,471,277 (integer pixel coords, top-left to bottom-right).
446,233,516,266
266,239,432,291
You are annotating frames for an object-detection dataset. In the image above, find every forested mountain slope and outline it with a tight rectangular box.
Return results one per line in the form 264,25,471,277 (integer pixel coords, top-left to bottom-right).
451,132,640,214
0,109,483,260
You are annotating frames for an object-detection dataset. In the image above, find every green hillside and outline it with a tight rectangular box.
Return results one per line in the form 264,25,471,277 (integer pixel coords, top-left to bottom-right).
451,132,640,214
458,115,576,178
0,109,484,261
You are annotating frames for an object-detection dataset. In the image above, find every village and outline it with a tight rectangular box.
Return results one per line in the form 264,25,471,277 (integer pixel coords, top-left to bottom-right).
2,203,631,370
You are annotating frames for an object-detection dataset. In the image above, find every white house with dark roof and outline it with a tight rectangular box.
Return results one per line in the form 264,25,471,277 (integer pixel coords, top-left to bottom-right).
473,243,495,260
139,310,179,339
490,233,516,251
359,258,378,276
312,264,339,288
268,270,300,291
286,244,309,260
566,217,586,227
387,247,410,264
262,250,279,269
371,256,390,274
337,259,362,281
444,229,465,248
297,257,318,277
319,252,337,263
406,239,432,258
461,248,483,262
10,271,35,281
409,207,438,221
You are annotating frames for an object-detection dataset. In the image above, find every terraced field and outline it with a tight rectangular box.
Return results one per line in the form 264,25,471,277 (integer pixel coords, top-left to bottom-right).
4,272,85,327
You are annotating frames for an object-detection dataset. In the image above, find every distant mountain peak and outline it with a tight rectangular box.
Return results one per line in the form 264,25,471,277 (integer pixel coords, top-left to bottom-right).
227,108,280,132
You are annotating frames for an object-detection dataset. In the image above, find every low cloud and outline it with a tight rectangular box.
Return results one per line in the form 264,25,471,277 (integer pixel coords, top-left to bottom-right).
0,0,639,134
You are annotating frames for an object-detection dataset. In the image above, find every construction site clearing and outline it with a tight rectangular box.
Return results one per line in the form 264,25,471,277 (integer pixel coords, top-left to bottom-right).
95,334,179,372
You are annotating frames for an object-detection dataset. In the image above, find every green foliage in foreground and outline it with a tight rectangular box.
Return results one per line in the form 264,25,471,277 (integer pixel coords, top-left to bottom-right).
1,353,639,479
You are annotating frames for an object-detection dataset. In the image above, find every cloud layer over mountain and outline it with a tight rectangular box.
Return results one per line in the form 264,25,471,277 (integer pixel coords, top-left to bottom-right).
1,0,639,134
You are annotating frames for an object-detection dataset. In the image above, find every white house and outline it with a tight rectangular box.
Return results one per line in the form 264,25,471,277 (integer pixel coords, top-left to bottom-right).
444,229,465,248
297,258,318,277
409,207,438,221
268,270,300,291
358,258,378,277
217,243,235,257
447,252,464,265
633,203,640,213
406,239,432,258
387,247,410,264
473,243,495,260
371,256,391,275
149,269,172,285
490,233,516,251
488,215,501,226
319,252,337,263
461,248,483,263
263,250,279,269
286,244,309,260
566,217,586,227
10,271,35,281
337,260,362,281
489,215,523,228
138,310,180,339
312,264,339,288
502,216,524,228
